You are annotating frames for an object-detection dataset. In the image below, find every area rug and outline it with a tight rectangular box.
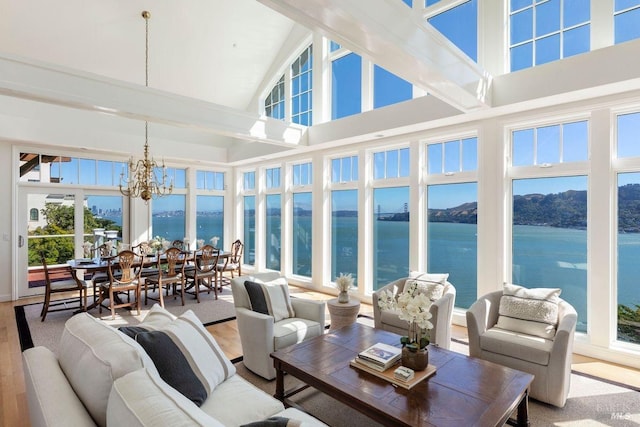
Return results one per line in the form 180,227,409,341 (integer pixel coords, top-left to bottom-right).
233,319,640,427
15,287,236,354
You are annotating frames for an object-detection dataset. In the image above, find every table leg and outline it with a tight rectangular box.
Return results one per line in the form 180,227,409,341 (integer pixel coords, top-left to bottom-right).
274,360,285,401
516,390,530,427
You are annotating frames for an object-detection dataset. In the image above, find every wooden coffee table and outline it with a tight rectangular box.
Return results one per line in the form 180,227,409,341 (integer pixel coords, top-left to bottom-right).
271,323,534,427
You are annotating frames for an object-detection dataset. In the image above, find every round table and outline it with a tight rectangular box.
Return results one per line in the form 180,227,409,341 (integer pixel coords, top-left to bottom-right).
327,297,361,330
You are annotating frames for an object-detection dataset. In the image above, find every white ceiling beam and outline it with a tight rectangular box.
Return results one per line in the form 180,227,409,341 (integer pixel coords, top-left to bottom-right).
0,53,306,148
258,0,492,112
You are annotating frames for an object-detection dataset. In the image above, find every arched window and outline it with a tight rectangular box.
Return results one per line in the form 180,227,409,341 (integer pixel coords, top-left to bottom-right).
29,208,38,221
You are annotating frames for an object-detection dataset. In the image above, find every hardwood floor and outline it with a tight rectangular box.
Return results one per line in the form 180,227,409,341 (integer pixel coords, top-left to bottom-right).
3,289,640,426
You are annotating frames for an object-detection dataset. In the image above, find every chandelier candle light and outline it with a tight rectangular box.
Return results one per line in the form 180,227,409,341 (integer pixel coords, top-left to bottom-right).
119,10,173,203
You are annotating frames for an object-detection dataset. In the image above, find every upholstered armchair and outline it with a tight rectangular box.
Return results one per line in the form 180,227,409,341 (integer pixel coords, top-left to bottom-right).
372,277,456,349
466,288,577,408
231,272,326,380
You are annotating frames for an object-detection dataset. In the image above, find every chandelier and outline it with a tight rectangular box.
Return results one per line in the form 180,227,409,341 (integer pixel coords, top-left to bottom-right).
119,10,173,202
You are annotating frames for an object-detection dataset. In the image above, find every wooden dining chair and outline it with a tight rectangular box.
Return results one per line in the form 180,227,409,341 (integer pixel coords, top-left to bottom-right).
40,252,88,321
98,250,144,320
185,245,220,302
215,239,243,291
144,247,186,307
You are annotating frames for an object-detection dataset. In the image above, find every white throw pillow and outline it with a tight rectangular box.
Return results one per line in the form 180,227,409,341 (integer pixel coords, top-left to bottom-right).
58,313,159,427
497,283,561,339
406,272,449,301
244,278,295,322
125,310,236,406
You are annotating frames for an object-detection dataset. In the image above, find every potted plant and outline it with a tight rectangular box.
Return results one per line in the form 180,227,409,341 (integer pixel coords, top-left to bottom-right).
377,280,434,370
335,272,354,303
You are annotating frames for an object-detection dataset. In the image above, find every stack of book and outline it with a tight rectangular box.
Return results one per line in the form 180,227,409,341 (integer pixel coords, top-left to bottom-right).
354,342,402,372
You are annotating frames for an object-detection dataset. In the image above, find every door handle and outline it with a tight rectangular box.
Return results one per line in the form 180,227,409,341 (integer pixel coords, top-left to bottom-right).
18,235,24,247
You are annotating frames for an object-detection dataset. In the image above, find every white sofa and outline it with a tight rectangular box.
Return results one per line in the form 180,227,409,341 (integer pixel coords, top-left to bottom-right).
230,273,326,380
22,308,327,427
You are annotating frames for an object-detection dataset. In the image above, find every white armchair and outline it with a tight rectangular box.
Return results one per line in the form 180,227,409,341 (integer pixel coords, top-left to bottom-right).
231,273,326,380
466,289,577,408
372,277,456,349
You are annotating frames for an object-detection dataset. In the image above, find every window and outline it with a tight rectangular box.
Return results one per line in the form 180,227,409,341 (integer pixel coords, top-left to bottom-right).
332,53,362,120
617,112,640,158
29,208,38,221
244,171,256,191
244,196,256,266
151,194,185,242
373,65,413,109
373,148,410,179
196,171,224,190
615,0,640,44
512,176,587,333
512,120,588,166
373,187,410,289
292,162,312,186
427,137,477,174
331,155,358,183
265,75,285,120
266,167,281,189
196,195,224,249
427,182,478,308
265,194,282,271
510,0,590,72
428,0,478,61
292,192,312,277
292,45,313,126
331,190,358,285
616,172,640,345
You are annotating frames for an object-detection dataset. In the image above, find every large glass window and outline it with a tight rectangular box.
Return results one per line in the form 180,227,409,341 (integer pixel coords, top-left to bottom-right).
510,0,590,72
427,137,478,174
196,195,224,249
373,65,413,109
244,196,256,266
331,155,358,183
428,0,478,61
373,187,410,289
615,0,640,44
617,111,640,158
196,171,224,191
265,75,285,120
512,120,588,166
292,162,312,186
244,171,256,191
427,182,478,308
266,167,281,189
292,45,313,126
266,194,281,271
331,190,358,285
373,148,410,179
512,176,588,333
616,172,640,345
332,53,362,120
293,192,312,277
151,194,185,242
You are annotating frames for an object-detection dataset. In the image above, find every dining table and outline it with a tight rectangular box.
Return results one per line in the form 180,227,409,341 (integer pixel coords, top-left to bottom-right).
67,249,232,312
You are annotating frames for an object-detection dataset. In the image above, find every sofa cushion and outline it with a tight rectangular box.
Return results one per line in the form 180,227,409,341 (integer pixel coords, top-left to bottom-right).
497,283,561,339
276,408,329,427
127,309,236,406
407,272,449,301
57,312,158,427
241,417,301,427
245,278,295,322
273,318,323,350
480,327,554,366
107,368,225,427
201,374,285,426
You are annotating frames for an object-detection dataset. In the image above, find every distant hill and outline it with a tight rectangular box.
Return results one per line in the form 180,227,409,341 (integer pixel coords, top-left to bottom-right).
426,184,640,232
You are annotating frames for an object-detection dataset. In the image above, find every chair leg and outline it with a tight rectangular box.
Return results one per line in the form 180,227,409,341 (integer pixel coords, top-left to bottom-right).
179,280,185,306
110,288,116,320
41,292,51,321
136,287,141,316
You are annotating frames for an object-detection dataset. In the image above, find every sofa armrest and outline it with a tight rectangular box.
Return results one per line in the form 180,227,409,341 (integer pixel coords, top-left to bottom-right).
23,346,96,427
291,298,326,326
429,288,456,349
372,278,407,329
466,290,502,357
235,306,278,379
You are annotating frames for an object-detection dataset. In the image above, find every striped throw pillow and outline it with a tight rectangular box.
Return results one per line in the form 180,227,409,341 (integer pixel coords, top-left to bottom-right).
244,278,295,322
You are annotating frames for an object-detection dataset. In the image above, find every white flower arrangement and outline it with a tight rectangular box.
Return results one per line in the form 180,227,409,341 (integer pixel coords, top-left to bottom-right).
197,239,205,249
377,281,434,350
335,272,354,292
82,241,93,258
210,236,220,247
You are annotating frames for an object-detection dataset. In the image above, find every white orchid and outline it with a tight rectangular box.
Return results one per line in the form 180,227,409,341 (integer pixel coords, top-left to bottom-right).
377,280,433,349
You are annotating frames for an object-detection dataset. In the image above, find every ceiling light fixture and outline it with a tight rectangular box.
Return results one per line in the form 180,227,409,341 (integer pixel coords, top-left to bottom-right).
119,10,173,203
